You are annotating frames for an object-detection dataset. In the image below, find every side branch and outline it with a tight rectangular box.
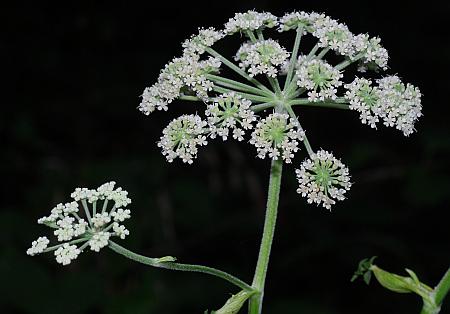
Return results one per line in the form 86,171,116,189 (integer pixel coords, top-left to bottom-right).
205,47,273,94
108,240,253,292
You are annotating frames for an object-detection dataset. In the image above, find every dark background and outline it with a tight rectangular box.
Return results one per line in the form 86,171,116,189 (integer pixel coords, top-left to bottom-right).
2,1,450,313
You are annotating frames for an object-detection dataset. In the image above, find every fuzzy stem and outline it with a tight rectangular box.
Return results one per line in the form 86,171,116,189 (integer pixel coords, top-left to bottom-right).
205,47,272,94
335,52,365,71
206,74,273,97
284,25,304,90
250,102,275,113
179,95,201,101
288,98,350,110
286,105,314,156
435,267,450,307
246,30,258,42
248,159,283,314
268,77,282,95
213,86,273,103
108,240,253,292
81,199,93,226
256,29,264,41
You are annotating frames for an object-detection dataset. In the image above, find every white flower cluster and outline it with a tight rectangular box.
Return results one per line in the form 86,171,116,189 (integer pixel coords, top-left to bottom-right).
296,150,351,210
27,181,132,265
158,114,208,164
139,54,221,115
296,57,343,101
345,77,381,128
250,113,304,163
206,92,256,141
376,76,422,136
312,15,355,57
278,11,318,33
235,39,290,77
278,11,388,67
26,236,50,256
182,27,224,56
354,35,389,71
225,10,278,35
345,76,422,136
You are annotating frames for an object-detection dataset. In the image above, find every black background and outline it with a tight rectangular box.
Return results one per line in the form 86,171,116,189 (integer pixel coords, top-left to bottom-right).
2,1,450,313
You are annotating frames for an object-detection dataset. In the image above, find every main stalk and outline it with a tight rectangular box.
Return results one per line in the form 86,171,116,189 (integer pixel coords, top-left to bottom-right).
248,158,283,314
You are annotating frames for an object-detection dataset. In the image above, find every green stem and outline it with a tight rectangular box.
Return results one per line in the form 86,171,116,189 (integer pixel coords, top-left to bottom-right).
335,53,365,71
248,159,283,314
284,25,304,90
81,199,92,226
246,30,258,42
108,240,253,292
205,47,272,94
179,95,201,101
435,267,450,306
43,237,89,253
250,102,275,113
213,86,272,103
317,47,330,59
256,29,264,41
288,98,350,110
268,77,282,95
206,74,273,97
286,105,314,156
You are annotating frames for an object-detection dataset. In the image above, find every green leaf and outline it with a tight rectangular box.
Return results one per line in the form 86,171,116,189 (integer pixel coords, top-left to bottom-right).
213,290,256,314
154,256,177,263
351,256,377,283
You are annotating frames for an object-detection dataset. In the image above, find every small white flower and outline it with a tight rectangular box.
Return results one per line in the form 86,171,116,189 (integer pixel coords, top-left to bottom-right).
345,76,422,136
73,219,88,236
206,92,256,141
235,39,290,77
92,212,111,228
70,188,98,203
28,181,133,264
296,57,343,101
278,11,322,33
138,54,221,115
345,77,381,129
111,208,131,222
88,231,110,252
353,35,389,71
225,10,278,35
113,223,129,240
55,243,80,266
63,201,79,214
250,113,304,163
312,15,356,57
182,27,224,56
97,181,116,198
54,216,75,242
27,237,50,256
296,150,351,210
376,76,422,136
158,114,208,164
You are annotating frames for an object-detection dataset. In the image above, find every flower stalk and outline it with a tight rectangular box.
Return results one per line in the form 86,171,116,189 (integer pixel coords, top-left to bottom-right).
108,240,254,292
248,158,283,314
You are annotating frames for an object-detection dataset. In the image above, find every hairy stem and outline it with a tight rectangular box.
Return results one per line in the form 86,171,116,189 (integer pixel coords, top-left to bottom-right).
288,98,350,110
284,25,304,90
250,102,275,113
435,267,450,307
206,74,273,97
108,240,253,291
286,105,314,156
205,47,272,94
179,95,201,101
213,86,273,103
248,159,283,314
